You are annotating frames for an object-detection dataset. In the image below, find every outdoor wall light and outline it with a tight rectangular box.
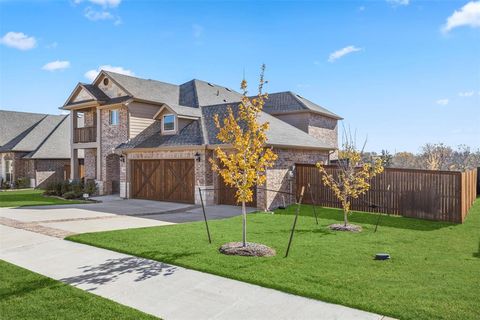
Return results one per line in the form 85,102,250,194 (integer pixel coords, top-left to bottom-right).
288,165,295,178
194,152,201,162
119,155,125,163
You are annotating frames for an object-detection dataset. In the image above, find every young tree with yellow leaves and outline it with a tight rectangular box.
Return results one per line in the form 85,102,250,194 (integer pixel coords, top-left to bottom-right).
210,65,277,247
316,134,384,230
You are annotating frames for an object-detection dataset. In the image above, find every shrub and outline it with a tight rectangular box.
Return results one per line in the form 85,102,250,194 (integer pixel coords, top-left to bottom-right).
60,180,71,195
15,177,30,189
71,180,84,194
84,179,97,196
63,191,83,200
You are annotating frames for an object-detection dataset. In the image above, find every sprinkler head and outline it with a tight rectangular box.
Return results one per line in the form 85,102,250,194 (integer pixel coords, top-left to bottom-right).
374,253,390,260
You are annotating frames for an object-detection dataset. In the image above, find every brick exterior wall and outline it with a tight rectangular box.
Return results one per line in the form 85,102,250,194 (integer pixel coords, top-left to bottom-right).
0,152,68,188
84,149,97,179
83,109,96,127
2,152,28,184
100,106,128,194
34,159,69,188
257,148,329,210
307,114,338,149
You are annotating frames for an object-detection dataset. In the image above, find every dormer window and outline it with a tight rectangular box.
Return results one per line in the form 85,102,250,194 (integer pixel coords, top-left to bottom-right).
163,114,175,132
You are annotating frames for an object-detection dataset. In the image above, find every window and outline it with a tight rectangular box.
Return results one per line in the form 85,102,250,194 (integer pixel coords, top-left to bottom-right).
109,109,120,125
5,160,13,182
163,114,176,132
103,78,109,86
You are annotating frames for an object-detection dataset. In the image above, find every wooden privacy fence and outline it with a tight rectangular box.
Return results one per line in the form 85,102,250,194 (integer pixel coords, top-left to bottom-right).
296,164,477,223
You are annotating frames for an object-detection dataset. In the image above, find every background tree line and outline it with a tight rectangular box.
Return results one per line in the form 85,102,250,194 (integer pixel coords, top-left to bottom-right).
362,143,480,171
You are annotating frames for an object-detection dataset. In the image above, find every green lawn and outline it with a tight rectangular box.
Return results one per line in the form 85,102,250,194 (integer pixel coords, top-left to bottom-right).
0,260,157,319
0,189,87,207
68,199,480,320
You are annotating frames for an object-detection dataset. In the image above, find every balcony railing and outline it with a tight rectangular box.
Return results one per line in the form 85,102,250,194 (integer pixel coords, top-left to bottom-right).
74,126,96,143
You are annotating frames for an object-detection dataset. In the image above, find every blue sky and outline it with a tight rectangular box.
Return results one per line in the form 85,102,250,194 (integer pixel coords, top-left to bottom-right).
0,0,479,153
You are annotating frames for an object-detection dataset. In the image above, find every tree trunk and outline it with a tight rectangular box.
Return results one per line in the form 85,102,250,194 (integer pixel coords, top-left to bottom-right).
344,209,348,227
242,201,247,247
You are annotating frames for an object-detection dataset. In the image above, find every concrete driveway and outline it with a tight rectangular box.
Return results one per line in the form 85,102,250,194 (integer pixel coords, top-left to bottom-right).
0,195,255,237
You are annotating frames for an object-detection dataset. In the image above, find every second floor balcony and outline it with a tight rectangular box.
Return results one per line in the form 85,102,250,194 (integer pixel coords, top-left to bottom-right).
74,126,96,143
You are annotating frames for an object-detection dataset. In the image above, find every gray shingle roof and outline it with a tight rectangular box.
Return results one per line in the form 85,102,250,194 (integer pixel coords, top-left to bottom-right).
201,103,333,150
24,115,71,159
83,84,111,101
0,110,72,159
263,92,342,119
0,110,46,148
189,79,242,107
118,120,203,150
10,115,66,152
101,72,243,108
104,71,179,105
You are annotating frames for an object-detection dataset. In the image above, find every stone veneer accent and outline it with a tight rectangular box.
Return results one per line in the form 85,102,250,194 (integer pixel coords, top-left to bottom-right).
120,149,215,205
257,148,329,210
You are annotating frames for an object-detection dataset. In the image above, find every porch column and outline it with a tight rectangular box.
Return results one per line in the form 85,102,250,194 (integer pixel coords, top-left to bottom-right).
96,108,102,181
71,149,79,180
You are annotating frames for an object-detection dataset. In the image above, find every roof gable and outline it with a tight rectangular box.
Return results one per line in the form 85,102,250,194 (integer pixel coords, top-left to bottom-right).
25,115,70,159
0,110,46,148
10,115,66,152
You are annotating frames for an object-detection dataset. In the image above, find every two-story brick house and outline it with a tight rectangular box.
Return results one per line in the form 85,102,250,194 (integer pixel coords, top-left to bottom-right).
61,70,342,210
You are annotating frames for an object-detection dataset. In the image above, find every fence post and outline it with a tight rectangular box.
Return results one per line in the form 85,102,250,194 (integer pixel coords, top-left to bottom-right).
285,186,305,258
198,186,212,244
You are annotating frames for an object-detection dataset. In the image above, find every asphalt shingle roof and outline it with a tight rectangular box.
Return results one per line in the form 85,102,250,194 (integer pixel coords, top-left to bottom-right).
0,110,71,159
25,116,71,159
104,71,179,105
201,103,333,150
263,92,342,119
0,110,46,148
11,115,66,152
118,120,203,149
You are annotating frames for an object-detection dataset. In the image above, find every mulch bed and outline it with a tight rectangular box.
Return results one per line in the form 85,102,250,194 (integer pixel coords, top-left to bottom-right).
329,223,362,232
219,242,276,257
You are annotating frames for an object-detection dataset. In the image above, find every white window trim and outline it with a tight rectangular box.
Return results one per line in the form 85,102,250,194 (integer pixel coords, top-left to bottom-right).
110,109,120,126
162,114,176,134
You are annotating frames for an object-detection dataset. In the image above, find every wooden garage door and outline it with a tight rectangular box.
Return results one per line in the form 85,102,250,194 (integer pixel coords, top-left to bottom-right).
131,159,195,204
217,176,257,207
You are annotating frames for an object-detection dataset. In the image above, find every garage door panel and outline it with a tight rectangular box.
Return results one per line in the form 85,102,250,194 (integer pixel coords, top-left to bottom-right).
132,159,194,204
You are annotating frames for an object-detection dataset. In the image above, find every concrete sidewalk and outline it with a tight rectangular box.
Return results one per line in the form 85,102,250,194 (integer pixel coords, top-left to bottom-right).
0,224,390,320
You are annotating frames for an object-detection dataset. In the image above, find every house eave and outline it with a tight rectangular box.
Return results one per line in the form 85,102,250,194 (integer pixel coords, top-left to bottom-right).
268,109,343,120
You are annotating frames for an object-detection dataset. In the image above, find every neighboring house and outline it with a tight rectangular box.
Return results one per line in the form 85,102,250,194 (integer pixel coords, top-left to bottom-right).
0,110,83,188
61,71,342,210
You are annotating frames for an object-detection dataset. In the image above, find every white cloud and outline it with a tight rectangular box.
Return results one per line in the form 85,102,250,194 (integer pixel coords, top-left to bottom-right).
42,60,71,71
442,1,480,33
328,45,362,62
387,0,409,6
436,99,449,106
84,65,134,81
85,7,113,21
459,91,474,97
89,0,121,8
75,0,121,7
0,32,36,50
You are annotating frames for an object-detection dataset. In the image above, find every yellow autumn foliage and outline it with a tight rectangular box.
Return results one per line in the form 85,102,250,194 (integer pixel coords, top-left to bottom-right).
210,65,278,203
